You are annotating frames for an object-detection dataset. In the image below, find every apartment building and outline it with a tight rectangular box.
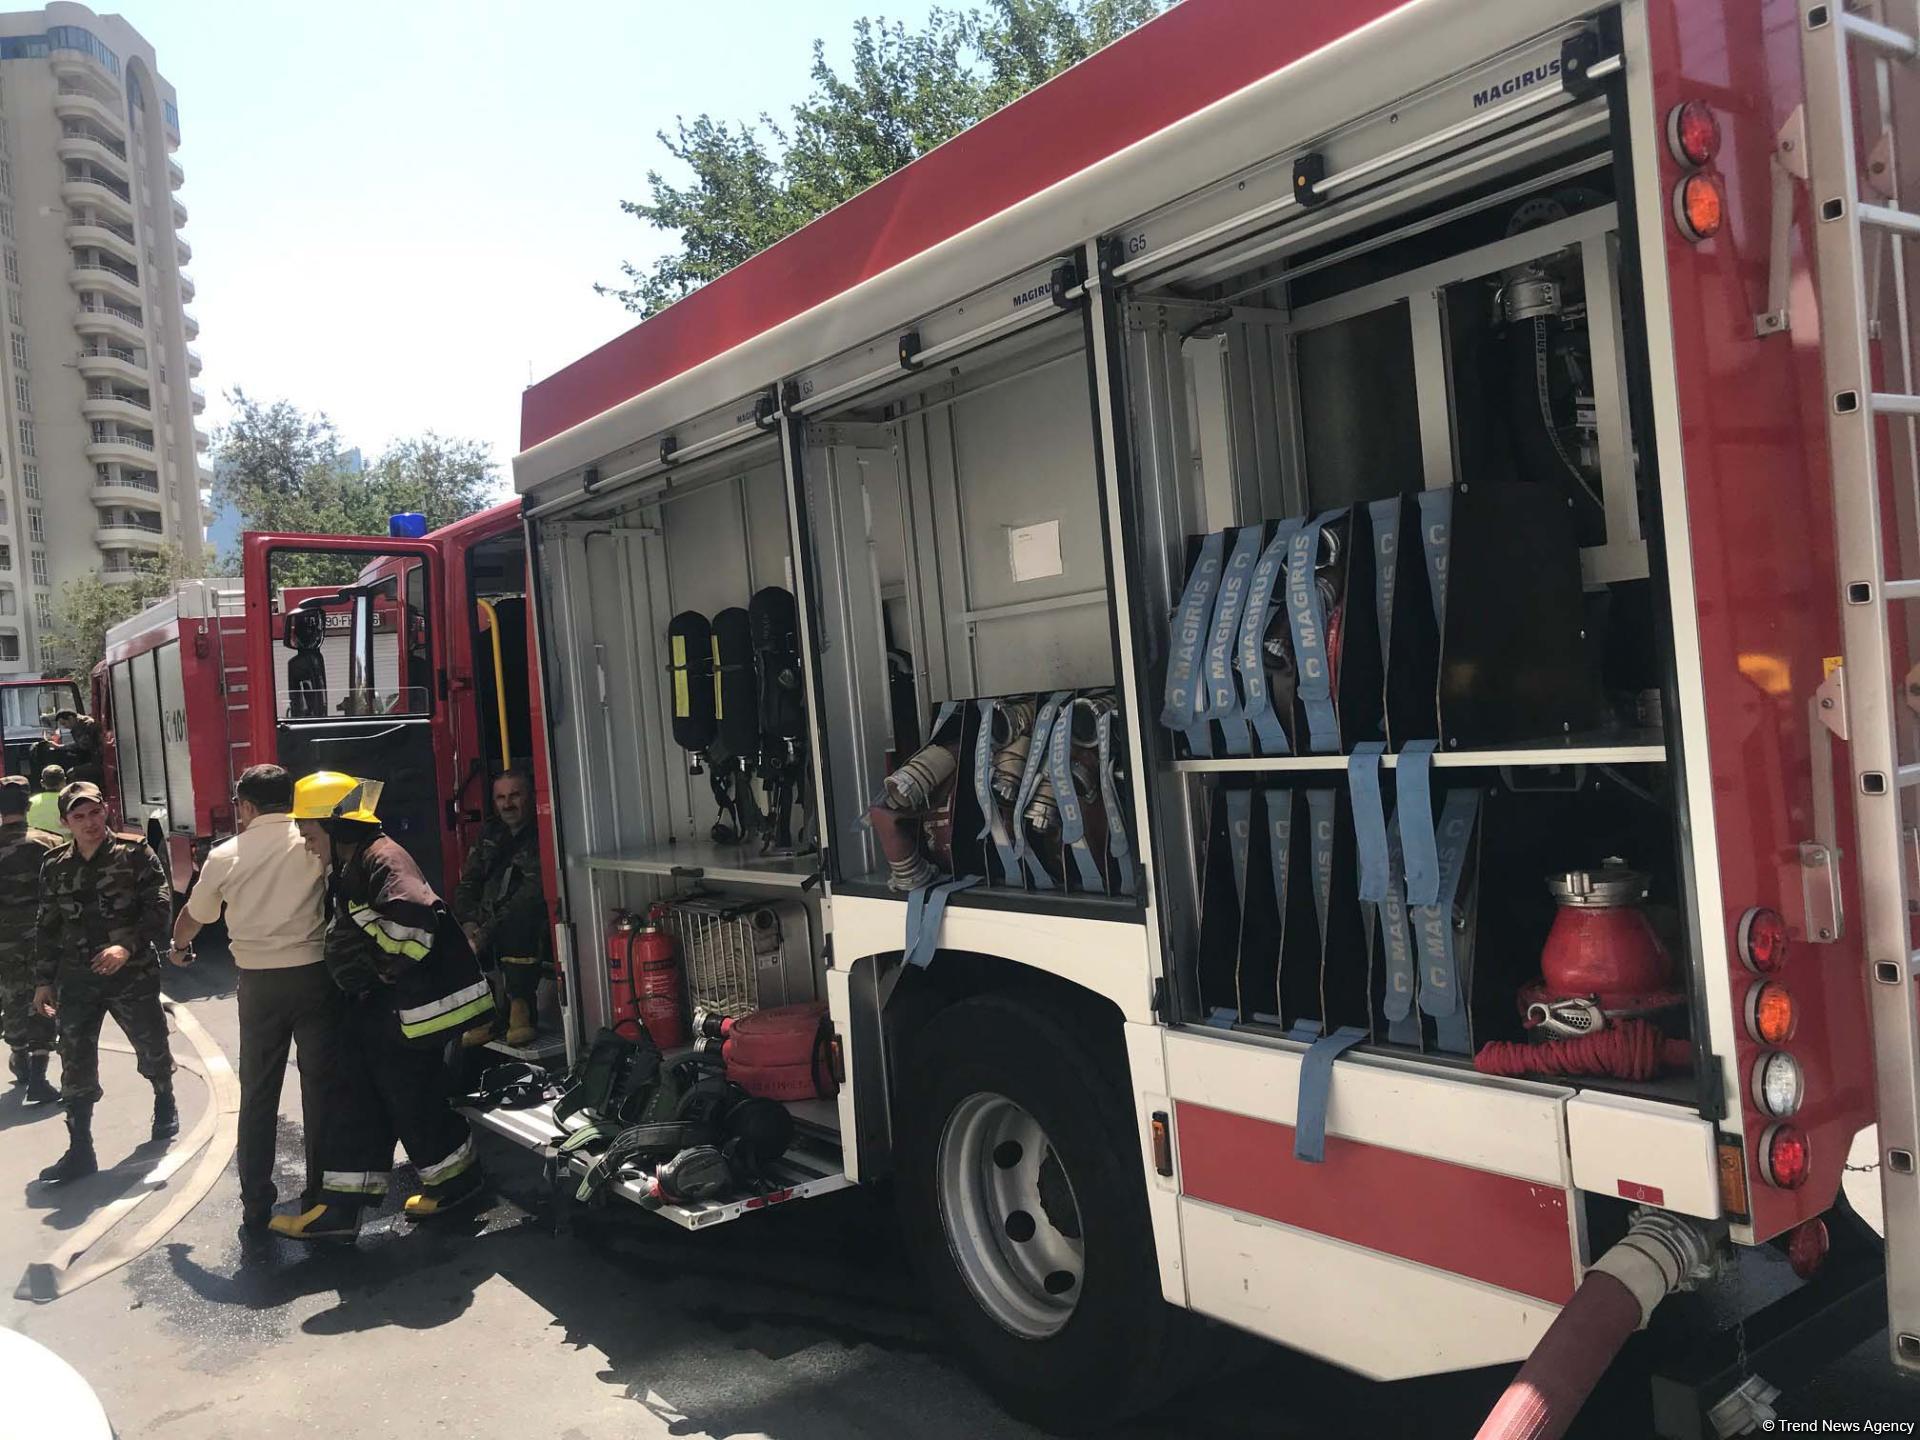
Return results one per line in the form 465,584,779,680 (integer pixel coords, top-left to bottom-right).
0,3,203,674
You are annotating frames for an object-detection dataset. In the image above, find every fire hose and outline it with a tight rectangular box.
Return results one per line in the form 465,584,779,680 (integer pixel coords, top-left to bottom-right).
1474,1018,1693,1082
1474,1210,1715,1440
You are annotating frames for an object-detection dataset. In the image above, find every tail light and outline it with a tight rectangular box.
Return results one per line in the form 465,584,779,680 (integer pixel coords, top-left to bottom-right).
1673,172,1726,241
1666,100,1722,166
1752,1051,1805,1118
1745,980,1799,1044
1762,1123,1812,1189
1786,1217,1829,1279
1737,906,1790,974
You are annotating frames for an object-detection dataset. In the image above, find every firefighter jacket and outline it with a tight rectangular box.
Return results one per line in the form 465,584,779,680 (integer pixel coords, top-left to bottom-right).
33,832,172,986
326,834,495,1046
452,819,546,963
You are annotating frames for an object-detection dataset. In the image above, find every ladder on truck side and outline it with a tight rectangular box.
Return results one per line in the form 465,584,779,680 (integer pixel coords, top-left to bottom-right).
1802,0,1920,1372
213,586,254,799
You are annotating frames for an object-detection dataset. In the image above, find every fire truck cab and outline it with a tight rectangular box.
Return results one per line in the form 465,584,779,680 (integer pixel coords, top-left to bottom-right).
476,0,1918,1432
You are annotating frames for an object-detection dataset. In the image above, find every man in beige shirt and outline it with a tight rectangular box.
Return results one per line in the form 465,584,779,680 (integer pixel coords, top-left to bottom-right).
173,764,333,1233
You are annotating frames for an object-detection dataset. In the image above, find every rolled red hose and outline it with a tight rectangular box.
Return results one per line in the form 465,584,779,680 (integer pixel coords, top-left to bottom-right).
1474,1018,1693,1081
1474,1269,1642,1440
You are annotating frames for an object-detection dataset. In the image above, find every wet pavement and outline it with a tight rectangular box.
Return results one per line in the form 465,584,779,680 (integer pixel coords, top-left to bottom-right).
0,948,1914,1438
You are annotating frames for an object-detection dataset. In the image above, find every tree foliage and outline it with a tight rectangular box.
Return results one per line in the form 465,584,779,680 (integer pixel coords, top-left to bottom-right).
208,389,498,584
601,0,1168,315
46,545,194,680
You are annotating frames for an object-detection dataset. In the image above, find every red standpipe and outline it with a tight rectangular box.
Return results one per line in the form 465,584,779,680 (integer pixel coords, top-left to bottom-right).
1475,1212,1714,1440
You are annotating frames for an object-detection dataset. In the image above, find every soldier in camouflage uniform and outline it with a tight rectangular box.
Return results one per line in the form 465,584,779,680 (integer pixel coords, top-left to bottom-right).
0,776,60,1104
453,770,547,1048
32,781,178,1185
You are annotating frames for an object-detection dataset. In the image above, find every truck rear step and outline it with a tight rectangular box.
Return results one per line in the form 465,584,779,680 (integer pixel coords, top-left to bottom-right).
462,1098,852,1231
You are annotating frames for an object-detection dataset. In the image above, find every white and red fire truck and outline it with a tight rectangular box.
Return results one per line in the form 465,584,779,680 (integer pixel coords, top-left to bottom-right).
253,0,1920,1433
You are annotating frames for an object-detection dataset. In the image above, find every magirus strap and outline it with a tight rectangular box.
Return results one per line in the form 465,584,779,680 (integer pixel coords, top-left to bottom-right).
1253,785,1294,1027
1200,525,1266,756
1094,702,1135,897
1012,692,1071,890
1368,496,1400,671
1223,788,1252,913
904,873,983,971
1417,487,1451,634
1347,743,1389,903
1055,698,1133,896
1307,788,1336,947
1415,788,1479,1055
1240,520,1302,755
1396,738,1440,907
1287,511,1340,754
1378,822,1419,1045
974,698,1019,882
1162,531,1225,756
1289,1019,1368,1164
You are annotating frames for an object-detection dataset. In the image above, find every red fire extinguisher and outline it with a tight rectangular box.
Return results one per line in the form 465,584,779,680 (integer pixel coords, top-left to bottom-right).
632,904,688,1048
606,910,642,1041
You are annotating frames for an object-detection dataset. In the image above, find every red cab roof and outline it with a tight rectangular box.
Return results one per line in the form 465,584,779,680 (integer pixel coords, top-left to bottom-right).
519,0,1405,453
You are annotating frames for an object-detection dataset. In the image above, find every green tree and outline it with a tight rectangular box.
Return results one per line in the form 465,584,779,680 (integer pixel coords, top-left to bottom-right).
46,545,194,680
601,0,1167,315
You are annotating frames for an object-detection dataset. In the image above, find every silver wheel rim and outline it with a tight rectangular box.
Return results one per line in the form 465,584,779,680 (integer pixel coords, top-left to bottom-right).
935,1091,1084,1340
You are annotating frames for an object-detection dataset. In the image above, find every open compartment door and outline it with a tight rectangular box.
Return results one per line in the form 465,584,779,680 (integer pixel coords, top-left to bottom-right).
242,532,451,888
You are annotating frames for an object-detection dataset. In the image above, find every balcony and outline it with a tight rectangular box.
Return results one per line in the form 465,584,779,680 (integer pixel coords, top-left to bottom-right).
181,309,199,340
75,300,144,345
81,387,150,427
58,127,127,167
84,432,156,467
76,345,147,385
185,346,202,377
96,522,168,551
189,383,206,413
100,565,143,585
70,261,141,306
170,195,187,228
65,220,138,266
193,424,209,452
178,270,195,303
174,235,191,265
54,88,126,138
93,470,161,506
60,176,134,223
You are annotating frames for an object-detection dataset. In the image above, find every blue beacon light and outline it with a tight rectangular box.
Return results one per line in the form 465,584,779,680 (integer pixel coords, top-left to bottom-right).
388,512,428,539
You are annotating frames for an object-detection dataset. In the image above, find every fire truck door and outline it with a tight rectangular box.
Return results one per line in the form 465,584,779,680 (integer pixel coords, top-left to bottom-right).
243,534,449,886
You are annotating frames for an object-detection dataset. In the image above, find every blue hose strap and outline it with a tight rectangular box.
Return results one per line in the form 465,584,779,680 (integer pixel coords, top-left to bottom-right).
1095,703,1135,896
1203,525,1265,756
1417,488,1452,634
1289,1020,1368,1163
1240,520,1300,756
1306,788,1335,948
974,699,1020,883
1414,788,1479,1054
1265,785,1293,944
1287,511,1340,754
1396,739,1440,907
1347,742,1389,903
1163,531,1225,756
1013,692,1070,890
1224,789,1253,912
1378,821,1420,1045
1053,699,1103,893
1205,1006,1239,1029
932,699,959,738
1368,496,1400,671
904,874,984,970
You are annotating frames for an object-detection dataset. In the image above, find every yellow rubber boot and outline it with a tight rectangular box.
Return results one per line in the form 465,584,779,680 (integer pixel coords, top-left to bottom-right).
459,1019,496,1048
267,1203,360,1242
504,998,536,1048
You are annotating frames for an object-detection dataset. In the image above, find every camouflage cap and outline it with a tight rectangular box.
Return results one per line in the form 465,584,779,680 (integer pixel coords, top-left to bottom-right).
0,775,27,815
57,780,104,816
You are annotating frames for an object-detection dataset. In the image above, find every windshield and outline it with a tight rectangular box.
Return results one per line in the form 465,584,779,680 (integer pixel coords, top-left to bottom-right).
0,682,83,734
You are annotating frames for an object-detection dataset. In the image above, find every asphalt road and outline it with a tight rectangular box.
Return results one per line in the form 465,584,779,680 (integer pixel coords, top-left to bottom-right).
0,949,1914,1439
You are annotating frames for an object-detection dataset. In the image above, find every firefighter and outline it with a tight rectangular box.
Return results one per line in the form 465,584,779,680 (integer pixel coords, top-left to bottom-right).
271,771,491,1241
0,776,61,1105
32,781,178,1185
30,765,68,835
453,769,546,1048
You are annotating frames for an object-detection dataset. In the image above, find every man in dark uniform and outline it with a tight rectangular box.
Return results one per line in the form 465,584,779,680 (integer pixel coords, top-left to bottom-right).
32,781,178,1184
0,776,61,1104
271,771,491,1241
453,769,546,1048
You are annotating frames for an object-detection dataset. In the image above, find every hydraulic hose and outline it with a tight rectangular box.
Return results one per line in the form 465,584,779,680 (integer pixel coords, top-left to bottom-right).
1474,1211,1714,1440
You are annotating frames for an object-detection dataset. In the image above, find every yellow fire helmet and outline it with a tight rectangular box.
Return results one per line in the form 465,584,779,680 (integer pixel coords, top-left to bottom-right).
291,771,384,824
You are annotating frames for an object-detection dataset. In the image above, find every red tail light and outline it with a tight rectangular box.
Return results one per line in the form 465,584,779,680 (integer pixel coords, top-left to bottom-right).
1787,1217,1829,1278
1762,1123,1812,1189
1667,100,1722,167
1673,173,1725,241
1737,906,1790,974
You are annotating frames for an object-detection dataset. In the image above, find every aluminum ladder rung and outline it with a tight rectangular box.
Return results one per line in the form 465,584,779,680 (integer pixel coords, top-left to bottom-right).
1861,201,1920,237
1900,763,1920,788
1887,578,1920,601
1873,390,1920,415
1843,10,1920,60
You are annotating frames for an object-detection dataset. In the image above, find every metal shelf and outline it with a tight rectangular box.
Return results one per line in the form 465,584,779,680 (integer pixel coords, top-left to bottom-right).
1171,732,1666,774
583,837,821,890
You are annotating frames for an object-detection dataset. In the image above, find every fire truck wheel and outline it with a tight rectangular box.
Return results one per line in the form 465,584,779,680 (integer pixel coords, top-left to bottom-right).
897,992,1187,1431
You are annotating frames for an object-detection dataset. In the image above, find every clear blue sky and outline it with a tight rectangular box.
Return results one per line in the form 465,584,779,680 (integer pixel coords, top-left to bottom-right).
123,0,896,490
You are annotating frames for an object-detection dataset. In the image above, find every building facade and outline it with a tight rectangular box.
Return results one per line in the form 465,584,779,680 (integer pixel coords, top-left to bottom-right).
0,3,203,674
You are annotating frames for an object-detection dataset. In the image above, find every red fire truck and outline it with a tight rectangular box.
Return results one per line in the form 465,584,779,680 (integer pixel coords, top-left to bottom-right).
240,0,1920,1433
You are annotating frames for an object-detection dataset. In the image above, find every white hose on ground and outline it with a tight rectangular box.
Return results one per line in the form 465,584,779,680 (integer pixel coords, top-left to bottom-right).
1475,1210,1716,1440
